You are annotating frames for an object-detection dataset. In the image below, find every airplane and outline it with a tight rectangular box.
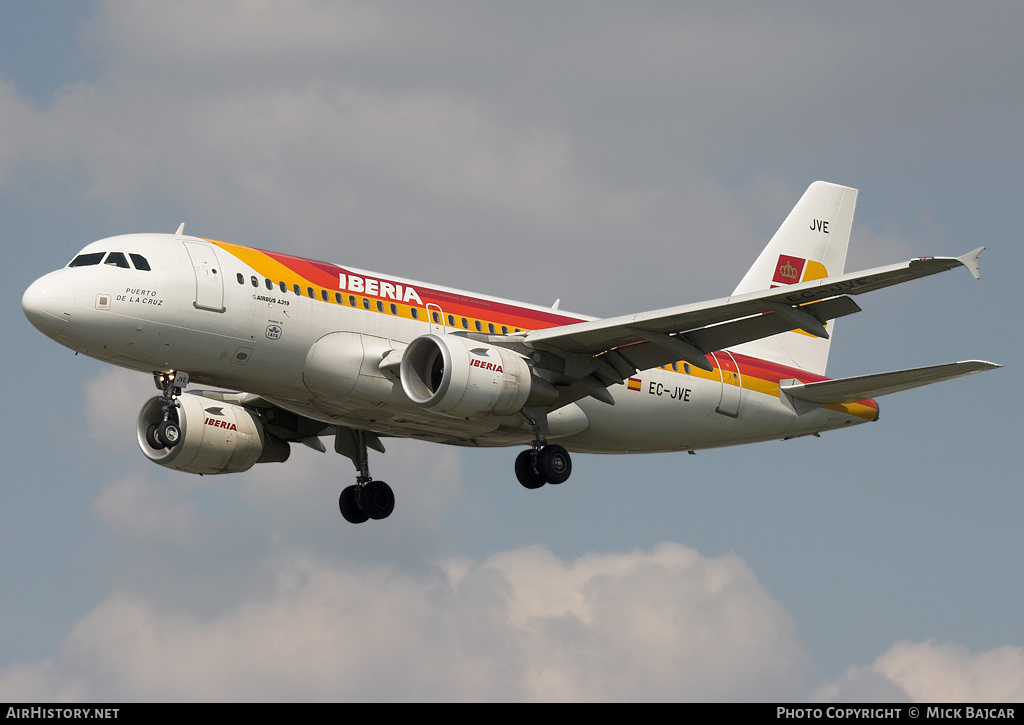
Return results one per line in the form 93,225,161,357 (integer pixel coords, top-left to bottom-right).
22,181,1000,524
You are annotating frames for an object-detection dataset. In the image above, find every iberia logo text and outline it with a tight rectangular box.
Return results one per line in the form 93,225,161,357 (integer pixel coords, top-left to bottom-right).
471,358,503,373
205,417,238,431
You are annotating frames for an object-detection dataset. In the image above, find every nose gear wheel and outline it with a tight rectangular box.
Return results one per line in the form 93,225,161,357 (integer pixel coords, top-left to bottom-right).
148,370,187,449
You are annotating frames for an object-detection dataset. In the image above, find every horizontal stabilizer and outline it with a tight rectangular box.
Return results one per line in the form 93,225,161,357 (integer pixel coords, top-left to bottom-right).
780,360,1000,405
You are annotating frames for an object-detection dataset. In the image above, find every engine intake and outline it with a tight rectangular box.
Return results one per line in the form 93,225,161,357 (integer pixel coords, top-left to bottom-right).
137,394,290,474
400,334,555,418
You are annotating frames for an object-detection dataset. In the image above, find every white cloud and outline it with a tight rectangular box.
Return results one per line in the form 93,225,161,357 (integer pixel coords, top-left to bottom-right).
85,0,407,76
83,367,158,449
91,473,200,546
0,659,90,704
877,641,1024,703
813,640,1024,703
0,79,40,185
2,2,862,312
0,542,809,701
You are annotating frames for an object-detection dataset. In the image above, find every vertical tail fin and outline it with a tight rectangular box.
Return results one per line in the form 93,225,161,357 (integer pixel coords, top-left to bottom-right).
729,181,858,375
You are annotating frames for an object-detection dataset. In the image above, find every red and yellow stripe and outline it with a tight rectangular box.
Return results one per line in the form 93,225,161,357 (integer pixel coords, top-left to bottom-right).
209,239,581,333
210,240,879,420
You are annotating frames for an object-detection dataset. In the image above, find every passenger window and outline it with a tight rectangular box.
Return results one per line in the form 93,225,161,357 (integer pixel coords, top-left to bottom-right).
293,284,301,295
105,252,130,269
129,254,151,271
362,298,370,310
447,315,455,327
335,292,342,304
280,282,287,293
349,295,356,306
251,276,258,287
461,317,468,329
376,300,384,312
501,326,508,334
474,320,482,332
411,308,419,320
237,273,245,284
683,363,691,374
321,289,329,301
69,252,105,267
488,323,495,334
432,311,440,324
390,303,397,315
307,287,315,298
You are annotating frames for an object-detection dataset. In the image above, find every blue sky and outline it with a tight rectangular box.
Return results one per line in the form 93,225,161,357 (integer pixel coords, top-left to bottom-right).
1,2,1021,701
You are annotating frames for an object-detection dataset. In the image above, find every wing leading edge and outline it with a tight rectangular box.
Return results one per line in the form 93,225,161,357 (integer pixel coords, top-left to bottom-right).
522,248,988,386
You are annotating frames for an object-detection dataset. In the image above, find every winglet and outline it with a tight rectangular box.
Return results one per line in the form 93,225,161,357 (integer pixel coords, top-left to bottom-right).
958,246,985,280
176,223,185,236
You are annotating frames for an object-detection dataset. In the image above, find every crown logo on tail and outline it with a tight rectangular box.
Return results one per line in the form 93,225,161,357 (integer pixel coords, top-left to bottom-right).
772,255,807,285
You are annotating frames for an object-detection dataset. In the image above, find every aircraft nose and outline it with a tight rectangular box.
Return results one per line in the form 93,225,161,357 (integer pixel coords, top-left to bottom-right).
23,272,75,338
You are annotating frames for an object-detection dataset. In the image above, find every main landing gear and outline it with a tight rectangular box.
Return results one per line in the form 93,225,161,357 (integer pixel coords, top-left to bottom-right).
335,428,395,524
515,444,572,489
515,407,573,489
338,480,395,524
145,371,188,450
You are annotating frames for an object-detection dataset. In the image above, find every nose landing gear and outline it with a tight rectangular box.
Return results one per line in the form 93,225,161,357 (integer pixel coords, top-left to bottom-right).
146,371,188,449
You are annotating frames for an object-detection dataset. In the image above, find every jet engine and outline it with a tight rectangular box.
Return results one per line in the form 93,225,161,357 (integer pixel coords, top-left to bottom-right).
399,334,556,418
137,394,290,474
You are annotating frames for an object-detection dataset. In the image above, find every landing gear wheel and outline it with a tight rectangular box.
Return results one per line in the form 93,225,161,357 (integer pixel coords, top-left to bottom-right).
360,480,395,520
339,486,369,524
515,450,546,489
538,444,571,484
145,424,164,450
151,371,186,448
156,420,182,448
335,430,397,524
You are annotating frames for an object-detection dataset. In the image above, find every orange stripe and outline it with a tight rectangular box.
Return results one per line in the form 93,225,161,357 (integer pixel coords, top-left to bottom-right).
211,240,879,419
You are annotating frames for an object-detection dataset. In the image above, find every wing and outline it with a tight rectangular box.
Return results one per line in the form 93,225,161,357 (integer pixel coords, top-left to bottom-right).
519,248,987,406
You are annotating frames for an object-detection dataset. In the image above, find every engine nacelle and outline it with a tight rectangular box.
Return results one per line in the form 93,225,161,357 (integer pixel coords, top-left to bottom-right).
137,394,290,475
400,334,554,418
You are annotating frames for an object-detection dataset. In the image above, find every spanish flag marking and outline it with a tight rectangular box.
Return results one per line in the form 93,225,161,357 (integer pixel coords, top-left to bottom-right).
627,378,642,392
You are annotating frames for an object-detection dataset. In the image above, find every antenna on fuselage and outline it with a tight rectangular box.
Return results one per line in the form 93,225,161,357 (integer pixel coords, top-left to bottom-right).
552,299,561,310
175,223,185,236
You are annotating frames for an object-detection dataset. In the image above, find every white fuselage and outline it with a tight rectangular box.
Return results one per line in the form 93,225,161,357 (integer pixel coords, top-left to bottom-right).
23,233,876,454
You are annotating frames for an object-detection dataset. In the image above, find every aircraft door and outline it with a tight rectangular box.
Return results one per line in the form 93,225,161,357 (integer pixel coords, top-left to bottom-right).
183,241,225,312
712,351,742,417
426,303,446,335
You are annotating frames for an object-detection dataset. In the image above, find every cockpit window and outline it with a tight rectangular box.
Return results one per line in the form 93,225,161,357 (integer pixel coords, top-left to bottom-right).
69,250,151,270
104,252,130,269
68,252,105,267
